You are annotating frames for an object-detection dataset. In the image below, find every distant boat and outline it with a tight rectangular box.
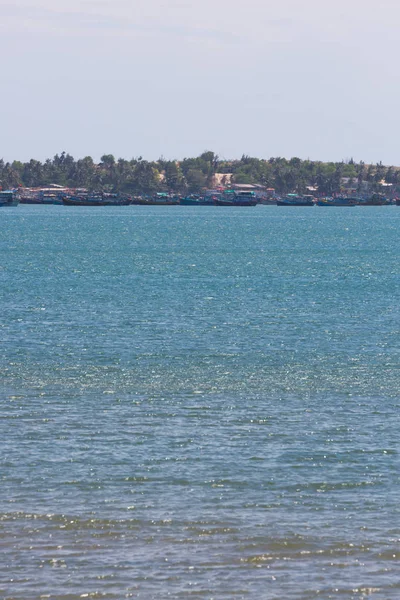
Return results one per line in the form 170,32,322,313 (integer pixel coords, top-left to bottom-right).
316,196,357,207
130,196,148,205
102,193,131,205
0,190,19,207
214,198,234,206
20,188,68,204
214,190,257,206
142,193,180,205
180,195,214,206
234,191,258,206
277,194,314,206
358,194,389,206
40,190,64,205
63,195,108,206
259,197,277,205
63,193,131,206
19,191,42,204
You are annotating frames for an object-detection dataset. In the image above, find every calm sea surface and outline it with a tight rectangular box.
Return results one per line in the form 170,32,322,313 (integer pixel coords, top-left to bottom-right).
1,205,399,599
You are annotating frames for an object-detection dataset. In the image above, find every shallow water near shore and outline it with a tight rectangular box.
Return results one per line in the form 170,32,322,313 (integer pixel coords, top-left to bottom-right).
1,205,399,599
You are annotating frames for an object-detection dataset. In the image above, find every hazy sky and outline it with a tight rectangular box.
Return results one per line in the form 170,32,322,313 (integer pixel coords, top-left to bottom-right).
2,0,400,163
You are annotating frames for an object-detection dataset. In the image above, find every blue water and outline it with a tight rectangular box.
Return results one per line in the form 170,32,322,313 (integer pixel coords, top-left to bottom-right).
1,205,399,599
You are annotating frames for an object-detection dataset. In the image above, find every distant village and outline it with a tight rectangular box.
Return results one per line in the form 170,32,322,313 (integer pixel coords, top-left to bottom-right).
1,153,399,201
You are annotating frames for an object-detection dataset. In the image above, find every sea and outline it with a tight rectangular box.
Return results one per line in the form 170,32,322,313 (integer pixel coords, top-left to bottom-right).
0,205,399,599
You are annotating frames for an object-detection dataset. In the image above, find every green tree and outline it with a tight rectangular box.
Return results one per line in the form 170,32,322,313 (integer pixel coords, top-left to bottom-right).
133,160,160,194
164,161,185,192
185,169,207,192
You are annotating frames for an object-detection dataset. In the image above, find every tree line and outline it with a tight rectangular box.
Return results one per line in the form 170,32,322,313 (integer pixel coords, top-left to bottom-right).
0,152,398,195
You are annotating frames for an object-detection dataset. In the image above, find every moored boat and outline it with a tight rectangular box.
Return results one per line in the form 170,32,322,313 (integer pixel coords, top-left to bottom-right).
20,187,69,204
358,194,389,206
316,196,357,207
130,196,148,205
102,193,131,205
214,190,257,206
277,194,314,206
234,191,258,206
40,190,64,204
0,190,19,207
63,192,131,206
180,194,215,206
139,193,180,205
63,195,108,206
19,191,42,204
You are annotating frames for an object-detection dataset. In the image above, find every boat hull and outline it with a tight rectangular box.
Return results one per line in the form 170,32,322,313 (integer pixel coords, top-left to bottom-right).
140,201,180,205
63,195,131,206
63,197,110,206
180,199,214,206
277,200,314,206
0,191,19,207
0,200,19,207
358,201,389,206
214,200,257,206
316,201,356,207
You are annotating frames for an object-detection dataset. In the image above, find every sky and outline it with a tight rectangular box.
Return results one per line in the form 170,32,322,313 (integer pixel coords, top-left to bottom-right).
1,0,400,164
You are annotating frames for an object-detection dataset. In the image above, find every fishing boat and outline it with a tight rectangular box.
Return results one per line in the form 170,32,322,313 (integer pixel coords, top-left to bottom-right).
180,194,214,206
277,194,314,206
259,196,277,205
63,195,108,206
102,193,131,205
19,190,42,204
143,193,180,205
130,196,149,205
63,192,130,206
0,190,19,207
214,190,257,206
234,191,258,206
316,196,357,207
36,188,67,204
358,194,389,206
214,197,235,206
20,187,70,204
214,189,236,206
